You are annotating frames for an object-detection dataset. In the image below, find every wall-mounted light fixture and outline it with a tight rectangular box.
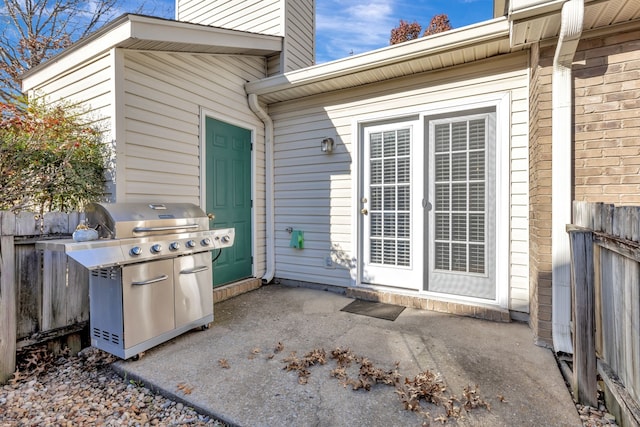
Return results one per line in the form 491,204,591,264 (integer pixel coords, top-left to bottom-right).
321,137,334,153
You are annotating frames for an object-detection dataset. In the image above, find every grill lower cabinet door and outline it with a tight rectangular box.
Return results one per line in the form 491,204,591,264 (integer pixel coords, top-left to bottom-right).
174,252,213,328
122,259,175,348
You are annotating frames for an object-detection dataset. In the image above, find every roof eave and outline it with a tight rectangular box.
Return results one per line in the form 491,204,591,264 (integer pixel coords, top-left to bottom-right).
22,14,282,92
245,17,511,100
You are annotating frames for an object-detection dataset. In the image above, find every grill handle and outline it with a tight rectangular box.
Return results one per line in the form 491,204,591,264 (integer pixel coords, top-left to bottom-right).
133,224,200,233
180,266,209,275
131,274,169,286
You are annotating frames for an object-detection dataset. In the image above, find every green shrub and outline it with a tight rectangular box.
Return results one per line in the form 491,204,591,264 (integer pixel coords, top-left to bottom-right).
0,98,108,213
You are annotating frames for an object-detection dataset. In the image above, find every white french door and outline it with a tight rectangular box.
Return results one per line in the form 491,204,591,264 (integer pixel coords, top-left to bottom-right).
426,111,496,299
361,121,423,290
359,109,497,300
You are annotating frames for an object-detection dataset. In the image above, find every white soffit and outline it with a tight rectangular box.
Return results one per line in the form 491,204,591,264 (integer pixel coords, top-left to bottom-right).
245,18,515,104
509,0,640,47
22,14,282,91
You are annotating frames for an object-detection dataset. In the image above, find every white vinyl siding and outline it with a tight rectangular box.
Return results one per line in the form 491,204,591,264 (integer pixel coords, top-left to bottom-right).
283,0,315,70
509,90,530,313
177,0,282,34
121,50,268,275
24,52,116,198
267,52,529,312
267,54,282,77
177,0,314,72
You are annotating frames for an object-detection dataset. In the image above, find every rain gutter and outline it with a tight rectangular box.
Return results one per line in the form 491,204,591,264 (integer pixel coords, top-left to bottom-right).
552,0,583,353
247,93,275,284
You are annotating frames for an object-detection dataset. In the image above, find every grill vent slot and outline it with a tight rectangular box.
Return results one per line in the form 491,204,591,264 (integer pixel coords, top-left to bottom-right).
91,268,119,280
92,327,121,345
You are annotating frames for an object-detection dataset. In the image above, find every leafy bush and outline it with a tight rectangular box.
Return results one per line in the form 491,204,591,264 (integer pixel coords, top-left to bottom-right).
0,98,108,213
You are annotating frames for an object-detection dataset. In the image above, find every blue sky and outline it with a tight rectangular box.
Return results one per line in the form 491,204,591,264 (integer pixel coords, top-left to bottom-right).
129,0,495,63
314,0,494,62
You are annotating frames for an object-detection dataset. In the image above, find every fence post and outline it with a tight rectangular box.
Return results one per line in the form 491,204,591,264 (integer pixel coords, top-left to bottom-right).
0,212,17,384
567,225,598,407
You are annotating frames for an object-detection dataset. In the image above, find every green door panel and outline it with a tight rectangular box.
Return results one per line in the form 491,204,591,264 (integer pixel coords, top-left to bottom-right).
205,117,252,287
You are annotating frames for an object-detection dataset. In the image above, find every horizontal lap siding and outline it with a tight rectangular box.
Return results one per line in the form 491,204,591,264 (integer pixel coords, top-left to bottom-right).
122,51,268,274
510,88,530,313
269,53,529,310
177,0,314,73
177,0,282,35
284,0,314,70
26,53,115,198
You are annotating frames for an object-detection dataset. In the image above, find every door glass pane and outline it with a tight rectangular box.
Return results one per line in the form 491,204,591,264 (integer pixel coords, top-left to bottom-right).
433,118,487,275
368,129,411,267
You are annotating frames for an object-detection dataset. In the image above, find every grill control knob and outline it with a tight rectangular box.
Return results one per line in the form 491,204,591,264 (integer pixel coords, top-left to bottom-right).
169,242,180,251
186,240,196,248
201,237,212,246
150,244,162,254
130,247,142,256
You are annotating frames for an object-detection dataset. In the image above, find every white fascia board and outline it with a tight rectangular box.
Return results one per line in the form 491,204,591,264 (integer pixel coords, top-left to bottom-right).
245,17,510,97
509,0,567,20
127,15,282,52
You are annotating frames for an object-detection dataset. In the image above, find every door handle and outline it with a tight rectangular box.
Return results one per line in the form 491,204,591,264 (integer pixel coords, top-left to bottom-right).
180,266,209,275
361,209,368,215
132,274,169,286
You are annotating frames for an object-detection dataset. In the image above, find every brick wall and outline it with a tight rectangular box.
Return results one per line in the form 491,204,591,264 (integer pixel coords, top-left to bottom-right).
528,27,640,348
574,28,640,204
529,42,555,346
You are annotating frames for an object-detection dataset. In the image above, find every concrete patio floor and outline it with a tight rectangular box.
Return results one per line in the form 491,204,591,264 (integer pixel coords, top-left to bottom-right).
114,284,582,426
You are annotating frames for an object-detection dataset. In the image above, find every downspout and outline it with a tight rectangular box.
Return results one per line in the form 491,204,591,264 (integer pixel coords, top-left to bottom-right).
248,93,276,284
551,0,583,353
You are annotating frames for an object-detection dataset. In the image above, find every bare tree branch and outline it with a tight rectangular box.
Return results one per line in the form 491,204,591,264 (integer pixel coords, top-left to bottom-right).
0,0,122,102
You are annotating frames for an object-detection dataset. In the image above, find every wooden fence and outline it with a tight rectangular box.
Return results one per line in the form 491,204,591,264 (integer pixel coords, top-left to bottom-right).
0,211,87,384
570,201,640,426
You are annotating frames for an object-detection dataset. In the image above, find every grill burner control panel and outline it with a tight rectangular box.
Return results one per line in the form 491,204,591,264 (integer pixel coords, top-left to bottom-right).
124,228,234,261
56,227,235,270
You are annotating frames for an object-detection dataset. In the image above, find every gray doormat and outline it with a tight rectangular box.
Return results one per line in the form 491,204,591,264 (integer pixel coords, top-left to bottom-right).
340,299,405,321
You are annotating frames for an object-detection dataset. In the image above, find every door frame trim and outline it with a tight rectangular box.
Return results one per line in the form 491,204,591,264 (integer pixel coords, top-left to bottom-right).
199,108,257,280
351,93,511,308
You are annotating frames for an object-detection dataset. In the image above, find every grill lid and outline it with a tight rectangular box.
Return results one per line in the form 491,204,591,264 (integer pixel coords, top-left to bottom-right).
87,202,210,239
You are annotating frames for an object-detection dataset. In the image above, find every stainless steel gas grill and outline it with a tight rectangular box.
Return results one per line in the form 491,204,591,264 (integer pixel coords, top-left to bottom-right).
40,202,234,359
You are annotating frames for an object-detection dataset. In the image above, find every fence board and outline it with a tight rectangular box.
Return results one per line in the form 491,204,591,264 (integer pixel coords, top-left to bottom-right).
41,251,90,330
15,212,40,236
1,210,86,384
67,259,90,324
572,201,640,424
15,243,42,339
0,212,17,383
567,225,597,407
624,259,639,400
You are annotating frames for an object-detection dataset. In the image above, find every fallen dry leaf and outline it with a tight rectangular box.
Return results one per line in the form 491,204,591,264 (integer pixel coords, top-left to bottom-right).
176,382,193,395
434,414,448,423
280,346,491,424
218,359,230,369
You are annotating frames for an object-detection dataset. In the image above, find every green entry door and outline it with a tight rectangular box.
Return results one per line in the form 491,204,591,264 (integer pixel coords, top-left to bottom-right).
205,117,252,287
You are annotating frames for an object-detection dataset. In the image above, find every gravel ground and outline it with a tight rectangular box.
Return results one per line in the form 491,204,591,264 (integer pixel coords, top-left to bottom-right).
0,344,620,426
0,345,225,426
